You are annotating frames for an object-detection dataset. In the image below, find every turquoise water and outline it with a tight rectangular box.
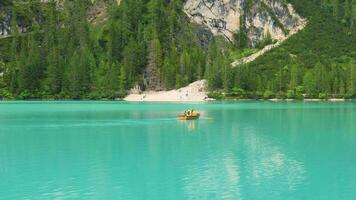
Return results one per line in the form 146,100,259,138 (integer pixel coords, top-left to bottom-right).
0,101,356,199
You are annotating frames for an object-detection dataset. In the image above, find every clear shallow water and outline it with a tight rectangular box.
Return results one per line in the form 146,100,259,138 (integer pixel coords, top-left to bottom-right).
0,101,356,200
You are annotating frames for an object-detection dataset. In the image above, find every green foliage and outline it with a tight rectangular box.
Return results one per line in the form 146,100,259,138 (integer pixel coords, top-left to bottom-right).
234,0,356,99
318,92,328,99
227,87,246,98
256,32,274,49
263,90,274,99
295,86,305,99
1,0,355,100
119,65,127,97
205,40,232,90
207,92,224,100
234,30,248,48
0,88,13,99
233,15,248,48
0,0,213,99
229,48,258,61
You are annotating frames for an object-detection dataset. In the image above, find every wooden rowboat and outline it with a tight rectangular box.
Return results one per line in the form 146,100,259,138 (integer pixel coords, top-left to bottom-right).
178,113,200,120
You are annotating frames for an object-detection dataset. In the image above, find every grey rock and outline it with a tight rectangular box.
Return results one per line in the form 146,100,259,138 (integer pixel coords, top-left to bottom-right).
0,10,11,38
184,0,305,47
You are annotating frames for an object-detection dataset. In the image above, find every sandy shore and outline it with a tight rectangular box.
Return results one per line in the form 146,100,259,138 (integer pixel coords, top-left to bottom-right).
124,80,211,102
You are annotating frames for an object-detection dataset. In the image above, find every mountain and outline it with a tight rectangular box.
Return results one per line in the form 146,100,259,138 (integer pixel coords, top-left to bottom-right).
184,0,305,46
0,0,355,100
236,0,356,99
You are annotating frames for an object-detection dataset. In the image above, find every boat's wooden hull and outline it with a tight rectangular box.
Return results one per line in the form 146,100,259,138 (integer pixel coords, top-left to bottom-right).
178,113,200,120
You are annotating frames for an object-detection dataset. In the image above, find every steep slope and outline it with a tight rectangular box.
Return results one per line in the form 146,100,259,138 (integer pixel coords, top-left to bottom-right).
230,0,356,98
0,9,11,38
231,16,306,67
184,0,305,47
0,0,113,39
0,3,28,39
0,0,213,99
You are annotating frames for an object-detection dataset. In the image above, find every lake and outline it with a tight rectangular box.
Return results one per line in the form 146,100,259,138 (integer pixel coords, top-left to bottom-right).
0,101,355,199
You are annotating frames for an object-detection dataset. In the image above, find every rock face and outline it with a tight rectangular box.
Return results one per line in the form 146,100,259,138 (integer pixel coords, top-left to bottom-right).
0,10,11,38
0,0,117,39
0,4,39,39
184,0,305,47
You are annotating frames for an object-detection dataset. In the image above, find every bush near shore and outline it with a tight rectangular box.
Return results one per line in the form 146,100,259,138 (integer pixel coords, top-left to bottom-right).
208,87,356,100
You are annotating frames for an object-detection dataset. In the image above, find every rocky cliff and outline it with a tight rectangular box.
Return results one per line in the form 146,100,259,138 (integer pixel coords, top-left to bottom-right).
0,8,11,38
2,0,305,47
0,0,114,39
184,0,305,47
0,12,30,39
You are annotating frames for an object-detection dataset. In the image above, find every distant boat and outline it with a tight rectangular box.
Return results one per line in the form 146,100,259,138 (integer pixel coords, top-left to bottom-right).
178,110,200,120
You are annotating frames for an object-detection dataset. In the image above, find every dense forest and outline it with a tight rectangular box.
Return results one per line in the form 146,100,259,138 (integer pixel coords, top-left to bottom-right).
0,0,355,100
0,0,211,99
228,0,356,99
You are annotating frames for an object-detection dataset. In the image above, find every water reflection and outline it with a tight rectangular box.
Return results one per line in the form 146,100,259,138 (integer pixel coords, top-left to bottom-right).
177,120,197,131
179,107,308,199
243,129,306,192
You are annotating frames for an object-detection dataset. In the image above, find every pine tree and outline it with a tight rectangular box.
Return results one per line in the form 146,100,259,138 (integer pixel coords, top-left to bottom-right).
349,59,356,95
26,33,42,93
191,48,205,80
119,65,127,96
180,50,192,84
340,79,345,95
122,38,144,86
65,48,94,98
146,0,166,41
234,15,248,48
303,70,317,95
47,46,61,94
6,7,20,94
205,41,224,90
18,38,29,94
163,44,178,89
93,59,120,98
106,5,123,63
45,0,62,94
162,57,173,89
66,51,81,98
145,38,162,90
336,0,346,23
343,0,353,28
93,60,109,96
289,63,300,90
314,62,330,94
223,61,234,92
62,0,94,98
167,0,181,43
333,77,339,95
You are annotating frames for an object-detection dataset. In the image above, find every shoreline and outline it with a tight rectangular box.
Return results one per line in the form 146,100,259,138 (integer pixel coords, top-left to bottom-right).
124,80,212,102
0,98,355,102
221,98,355,102
1,78,355,102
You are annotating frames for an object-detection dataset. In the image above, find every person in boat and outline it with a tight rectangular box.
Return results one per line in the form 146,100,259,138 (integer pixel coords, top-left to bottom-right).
178,109,200,120
186,110,192,116
182,109,198,117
